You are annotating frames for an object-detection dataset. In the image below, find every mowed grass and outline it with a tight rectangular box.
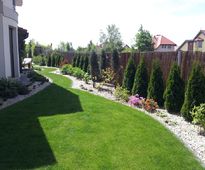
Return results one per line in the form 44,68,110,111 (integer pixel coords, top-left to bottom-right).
0,68,204,170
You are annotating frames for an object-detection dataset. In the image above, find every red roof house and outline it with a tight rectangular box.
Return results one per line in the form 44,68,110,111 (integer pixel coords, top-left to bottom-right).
153,35,177,52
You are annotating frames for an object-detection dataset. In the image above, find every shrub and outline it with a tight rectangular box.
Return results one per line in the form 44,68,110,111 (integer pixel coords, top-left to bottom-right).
33,55,43,65
111,48,119,73
191,103,205,132
164,63,184,113
90,51,100,81
100,49,107,71
0,78,29,100
27,71,48,83
72,54,77,67
132,57,148,97
83,54,89,73
72,68,85,79
33,66,42,71
75,53,81,68
122,56,136,93
147,60,164,107
101,68,115,84
51,55,56,67
40,56,46,66
16,83,30,95
61,64,86,80
61,64,74,75
114,85,129,102
47,55,52,66
142,98,159,112
83,73,91,84
181,63,205,121
128,94,144,107
79,55,84,69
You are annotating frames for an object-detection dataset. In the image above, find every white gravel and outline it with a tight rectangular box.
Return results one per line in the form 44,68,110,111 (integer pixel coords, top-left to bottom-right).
55,69,205,167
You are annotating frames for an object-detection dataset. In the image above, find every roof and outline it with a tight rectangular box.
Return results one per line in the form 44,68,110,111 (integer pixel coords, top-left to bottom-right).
153,35,176,49
193,30,205,40
177,40,193,51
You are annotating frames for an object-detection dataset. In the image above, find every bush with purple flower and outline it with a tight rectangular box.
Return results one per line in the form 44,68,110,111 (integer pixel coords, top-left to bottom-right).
128,94,144,107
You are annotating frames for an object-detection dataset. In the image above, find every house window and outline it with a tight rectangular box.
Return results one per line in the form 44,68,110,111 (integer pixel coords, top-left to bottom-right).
167,45,171,49
197,41,202,48
162,45,166,48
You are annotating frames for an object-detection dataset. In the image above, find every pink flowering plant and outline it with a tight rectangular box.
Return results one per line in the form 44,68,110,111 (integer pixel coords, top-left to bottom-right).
128,94,144,108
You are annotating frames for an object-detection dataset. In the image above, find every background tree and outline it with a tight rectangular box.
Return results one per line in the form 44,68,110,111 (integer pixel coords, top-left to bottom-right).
27,39,36,58
132,57,148,97
181,62,205,121
135,25,153,52
147,60,164,107
87,40,96,52
18,27,28,73
100,49,107,71
122,55,136,93
58,42,73,52
28,41,33,58
99,24,123,52
90,51,100,81
164,63,184,113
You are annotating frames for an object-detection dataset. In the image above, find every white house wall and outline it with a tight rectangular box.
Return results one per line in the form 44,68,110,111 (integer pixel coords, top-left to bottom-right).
3,16,19,77
3,0,13,9
155,45,175,52
0,14,6,77
0,0,20,78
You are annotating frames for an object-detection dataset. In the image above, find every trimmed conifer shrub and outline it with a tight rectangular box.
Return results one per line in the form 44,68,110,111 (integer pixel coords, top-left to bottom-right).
72,54,77,67
164,63,184,113
51,55,56,67
147,59,164,107
111,49,119,73
122,56,136,93
132,57,148,97
47,55,51,66
100,49,107,71
75,53,81,68
79,55,84,69
83,54,89,73
181,62,205,121
90,51,100,81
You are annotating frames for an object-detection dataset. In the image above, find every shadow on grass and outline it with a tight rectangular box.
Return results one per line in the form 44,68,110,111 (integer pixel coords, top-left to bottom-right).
0,82,83,170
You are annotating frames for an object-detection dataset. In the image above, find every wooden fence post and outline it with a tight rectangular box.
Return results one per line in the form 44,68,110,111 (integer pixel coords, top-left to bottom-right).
177,50,182,66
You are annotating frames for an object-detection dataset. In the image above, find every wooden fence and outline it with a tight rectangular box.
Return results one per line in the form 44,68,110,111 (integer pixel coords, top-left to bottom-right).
62,51,205,85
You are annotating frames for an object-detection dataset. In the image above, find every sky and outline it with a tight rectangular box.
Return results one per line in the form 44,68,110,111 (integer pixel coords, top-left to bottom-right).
16,0,205,49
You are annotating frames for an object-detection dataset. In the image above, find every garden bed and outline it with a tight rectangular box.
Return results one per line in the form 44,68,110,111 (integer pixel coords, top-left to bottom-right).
0,70,51,110
55,69,205,167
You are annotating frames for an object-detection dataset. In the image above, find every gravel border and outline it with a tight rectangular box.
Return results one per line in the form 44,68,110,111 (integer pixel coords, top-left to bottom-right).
54,70,205,167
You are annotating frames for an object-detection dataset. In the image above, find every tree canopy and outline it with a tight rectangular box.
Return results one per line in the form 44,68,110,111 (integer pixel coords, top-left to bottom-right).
135,25,153,52
99,24,123,52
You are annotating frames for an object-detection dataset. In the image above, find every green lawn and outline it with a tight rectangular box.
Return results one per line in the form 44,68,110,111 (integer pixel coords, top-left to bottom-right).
0,68,204,170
